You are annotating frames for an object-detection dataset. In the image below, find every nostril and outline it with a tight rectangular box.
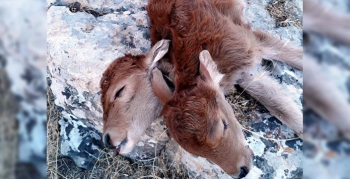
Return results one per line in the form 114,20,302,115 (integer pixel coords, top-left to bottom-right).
104,133,114,149
239,166,249,178
119,138,127,147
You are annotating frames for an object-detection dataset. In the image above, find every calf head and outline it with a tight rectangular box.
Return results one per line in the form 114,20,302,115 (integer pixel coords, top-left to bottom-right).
100,40,170,155
151,50,253,178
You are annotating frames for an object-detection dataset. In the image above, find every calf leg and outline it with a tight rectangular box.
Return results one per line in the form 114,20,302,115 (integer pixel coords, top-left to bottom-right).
237,64,303,138
304,0,350,46
254,30,303,70
217,4,303,70
304,55,350,139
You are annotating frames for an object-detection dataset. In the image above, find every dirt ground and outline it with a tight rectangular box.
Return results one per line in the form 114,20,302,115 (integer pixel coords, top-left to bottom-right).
0,58,18,179
267,0,302,28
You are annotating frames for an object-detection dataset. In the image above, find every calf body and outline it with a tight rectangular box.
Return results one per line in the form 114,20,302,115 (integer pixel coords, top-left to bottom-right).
148,0,302,177
100,0,303,177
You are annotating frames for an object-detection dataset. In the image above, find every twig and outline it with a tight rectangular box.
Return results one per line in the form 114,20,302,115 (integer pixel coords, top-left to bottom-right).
138,175,162,179
241,126,300,142
152,128,168,177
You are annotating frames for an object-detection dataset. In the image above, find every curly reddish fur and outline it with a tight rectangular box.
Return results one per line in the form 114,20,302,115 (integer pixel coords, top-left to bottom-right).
148,0,259,89
147,0,305,175
147,0,257,175
100,54,146,121
147,0,256,145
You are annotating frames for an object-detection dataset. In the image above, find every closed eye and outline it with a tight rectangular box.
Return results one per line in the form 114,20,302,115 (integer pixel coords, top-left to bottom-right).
114,86,125,100
222,120,228,130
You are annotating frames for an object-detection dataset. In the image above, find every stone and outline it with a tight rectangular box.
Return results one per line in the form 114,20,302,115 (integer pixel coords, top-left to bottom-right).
0,1,47,177
47,3,170,170
0,57,19,179
303,0,350,178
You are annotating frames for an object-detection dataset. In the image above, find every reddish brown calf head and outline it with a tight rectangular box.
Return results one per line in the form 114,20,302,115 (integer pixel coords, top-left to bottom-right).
100,40,170,155
151,50,253,178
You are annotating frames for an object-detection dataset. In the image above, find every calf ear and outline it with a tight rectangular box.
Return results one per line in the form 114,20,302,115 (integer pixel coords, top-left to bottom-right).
151,68,174,104
199,50,224,86
146,39,171,70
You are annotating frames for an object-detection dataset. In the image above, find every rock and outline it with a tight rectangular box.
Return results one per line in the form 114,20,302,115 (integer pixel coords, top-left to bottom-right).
47,0,303,178
47,4,169,169
48,0,148,13
303,0,350,178
58,111,104,169
0,57,19,179
0,1,47,177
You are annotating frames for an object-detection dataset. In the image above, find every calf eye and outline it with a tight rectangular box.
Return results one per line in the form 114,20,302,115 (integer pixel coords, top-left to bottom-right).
222,120,228,130
114,86,125,100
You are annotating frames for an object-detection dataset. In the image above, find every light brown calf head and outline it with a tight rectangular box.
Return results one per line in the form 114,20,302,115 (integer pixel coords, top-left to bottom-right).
100,40,170,155
151,50,253,178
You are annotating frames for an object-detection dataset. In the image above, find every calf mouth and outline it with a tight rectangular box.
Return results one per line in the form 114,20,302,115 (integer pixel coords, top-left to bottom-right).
113,147,120,157
112,138,128,157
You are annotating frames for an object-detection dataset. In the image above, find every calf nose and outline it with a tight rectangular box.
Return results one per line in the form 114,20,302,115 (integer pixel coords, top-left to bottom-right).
103,133,115,149
238,166,249,178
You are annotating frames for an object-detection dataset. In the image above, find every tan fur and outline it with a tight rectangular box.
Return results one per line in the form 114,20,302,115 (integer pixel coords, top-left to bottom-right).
304,55,350,138
304,0,350,138
100,40,169,154
304,0,350,45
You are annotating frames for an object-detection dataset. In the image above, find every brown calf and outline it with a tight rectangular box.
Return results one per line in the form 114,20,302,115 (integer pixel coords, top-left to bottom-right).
148,0,302,177
99,0,252,158
100,39,170,155
100,0,303,177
